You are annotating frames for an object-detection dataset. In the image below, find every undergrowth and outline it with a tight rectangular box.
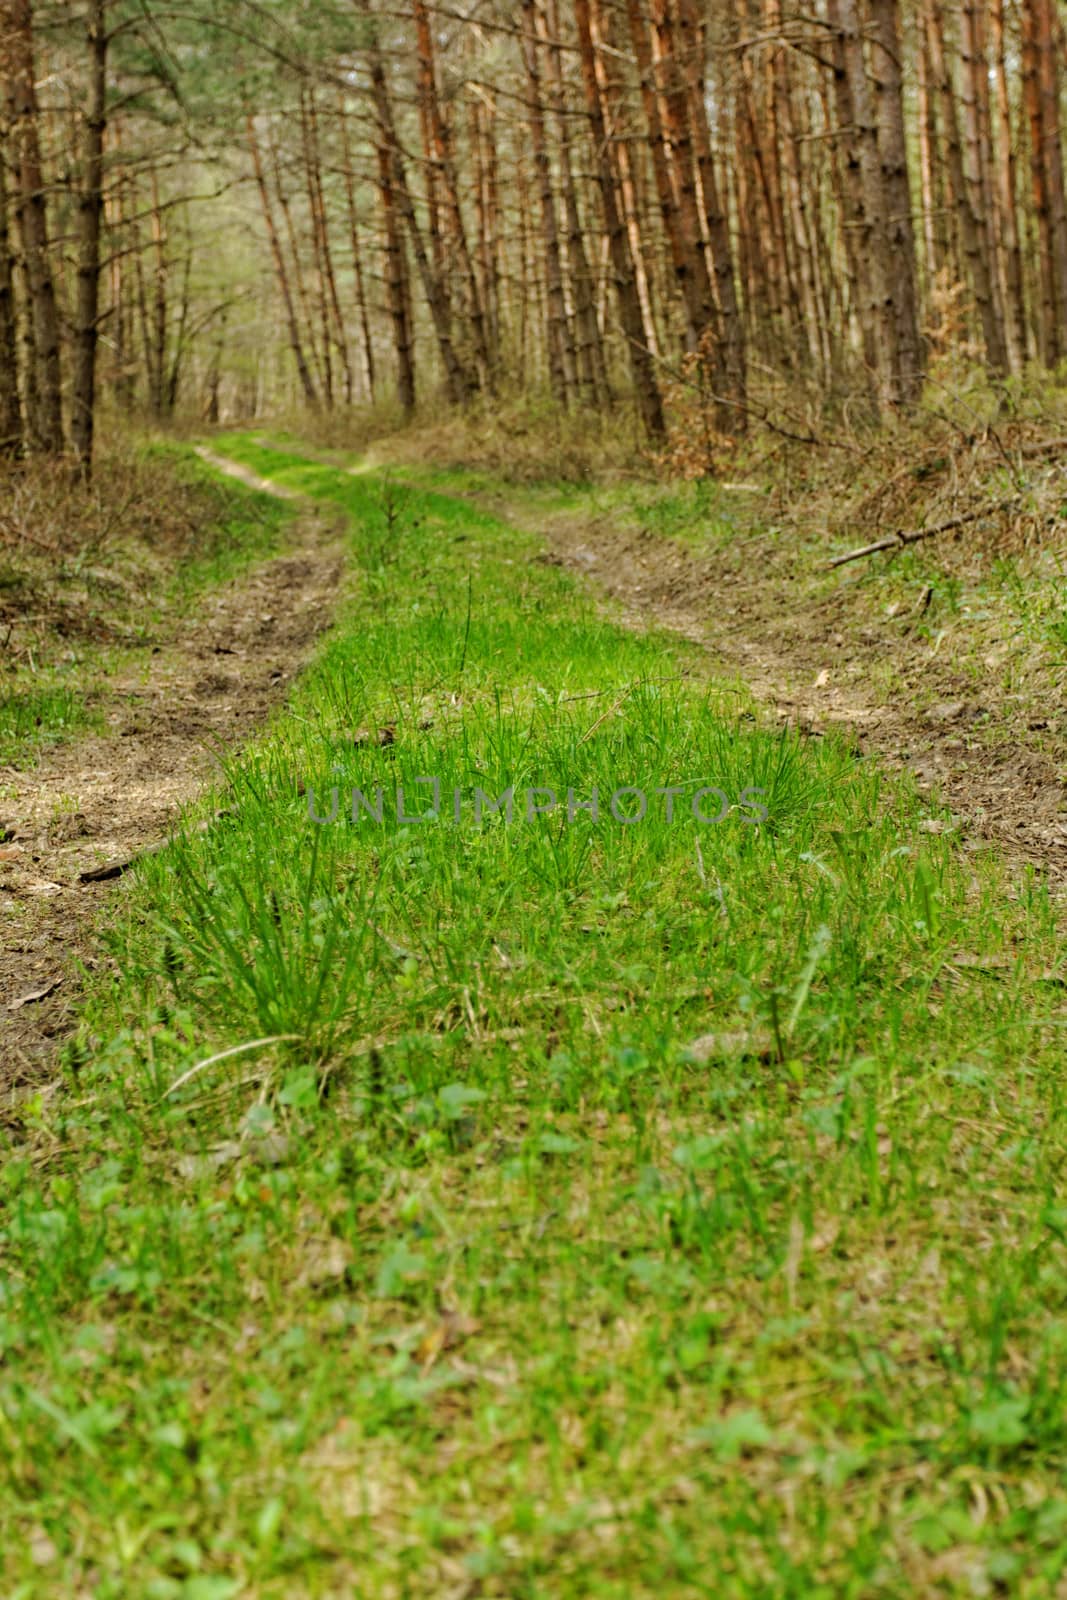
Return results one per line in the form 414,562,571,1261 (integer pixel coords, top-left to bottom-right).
0,439,293,766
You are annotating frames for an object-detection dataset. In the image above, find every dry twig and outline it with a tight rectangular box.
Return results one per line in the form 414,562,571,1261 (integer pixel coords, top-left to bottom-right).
828,496,1022,569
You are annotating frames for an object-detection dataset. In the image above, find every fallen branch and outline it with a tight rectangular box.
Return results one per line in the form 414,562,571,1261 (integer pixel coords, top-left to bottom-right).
78,810,233,884
828,497,1022,569
1017,436,1067,460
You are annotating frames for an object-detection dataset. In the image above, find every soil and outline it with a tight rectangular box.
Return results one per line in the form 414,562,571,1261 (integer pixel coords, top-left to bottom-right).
0,462,345,1088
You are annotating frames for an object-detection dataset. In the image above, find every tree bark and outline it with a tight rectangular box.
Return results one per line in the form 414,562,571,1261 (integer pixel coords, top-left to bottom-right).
989,0,1027,366
629,0,702,363
764,0,823,374
544,0,608,403
337,92,377,402
520,0,576,403
468,86,502,371
361,5,474,405
376,133,416,414
411,0,492,387
3,0,62,453
926,3,1009,373
267,121,323,396
1021,0,1067,366
246,114,320,409
302,88,352,407
596,2,660,361
0,96,22,457
959,0,1009,370
71,0,107,477
828,0,901,411
868,0,924,400
675,0,746,416
915,19,938,294
574,0,665,437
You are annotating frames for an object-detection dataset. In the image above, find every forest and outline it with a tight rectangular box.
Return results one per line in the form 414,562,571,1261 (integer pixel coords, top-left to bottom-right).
2,2,1067,1597
4,0,1067,459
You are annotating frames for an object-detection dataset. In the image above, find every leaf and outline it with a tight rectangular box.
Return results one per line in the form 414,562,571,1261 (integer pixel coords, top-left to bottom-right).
682,1028,774,1064
437,1083,487,1119
298,1237,352,1291
151,1421,188,1450
375,1242,426,1298
352,723,396,748
672,1134,725,1172
7,978,62,1011
537,1131,582,1156
183,1579,242,1600
416,1312,480,1370
691,1407,773,1460
278,1066,319,1109
969,1398,1029,1449
787,923,832,1036
28,1527,58,1567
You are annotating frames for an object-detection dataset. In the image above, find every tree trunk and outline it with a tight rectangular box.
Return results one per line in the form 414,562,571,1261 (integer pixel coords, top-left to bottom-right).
1021,0,1067,366
71,0,107,478
411,0,492,387
520,0,575,403
202,310,227,424
915,20,938,294
756,0,799,351
303,89,353,407
1037,0,1067,355
163,242,192,416
868,0,924,400
595,0,660,359
4,0,63,453
468,86,502,371
926,3,1009,373
574,0,665,437
245,114,320,409
361,4,474,405
376,134,416,414
413,0,448,315
828,0,901,411
989,0,1028,366
764,1,822,375
337,92,377,402
732,0,786,355
628,0,702,352
675,0,746,418
268,121,324,397
959,0,1009,371
149,172,168,415
0,99,23,457
544,0,607,402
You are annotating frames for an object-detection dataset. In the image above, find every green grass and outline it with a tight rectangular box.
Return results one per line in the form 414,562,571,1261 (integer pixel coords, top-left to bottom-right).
1,437,1065,1598
0,682,97,766
150,445,296,601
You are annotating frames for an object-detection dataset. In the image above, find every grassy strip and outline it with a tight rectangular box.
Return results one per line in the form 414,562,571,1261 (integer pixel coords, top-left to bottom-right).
0,444,294,769
1,436,1065,1598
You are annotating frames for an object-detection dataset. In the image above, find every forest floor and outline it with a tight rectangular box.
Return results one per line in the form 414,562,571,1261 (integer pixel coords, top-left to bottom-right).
1,431,1065,1597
